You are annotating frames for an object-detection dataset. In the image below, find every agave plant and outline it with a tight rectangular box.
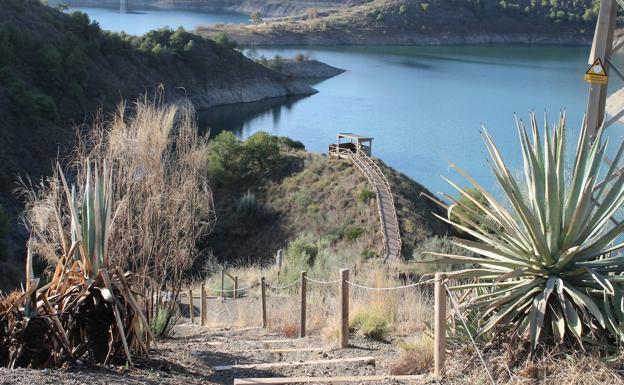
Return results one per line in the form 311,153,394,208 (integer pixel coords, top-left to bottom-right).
432,112,624,353
1,159,152,368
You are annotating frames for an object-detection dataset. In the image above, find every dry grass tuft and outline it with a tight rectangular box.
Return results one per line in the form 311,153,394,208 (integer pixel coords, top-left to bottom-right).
444,346,624,385
390,334,434,375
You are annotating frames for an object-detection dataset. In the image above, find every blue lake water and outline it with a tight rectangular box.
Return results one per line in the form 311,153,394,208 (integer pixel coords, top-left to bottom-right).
207,45,624,195
58,3,249,35
59,4,624,195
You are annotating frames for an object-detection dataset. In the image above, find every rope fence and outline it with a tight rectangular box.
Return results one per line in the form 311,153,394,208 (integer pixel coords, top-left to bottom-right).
303,277,340,285
183,269,471,378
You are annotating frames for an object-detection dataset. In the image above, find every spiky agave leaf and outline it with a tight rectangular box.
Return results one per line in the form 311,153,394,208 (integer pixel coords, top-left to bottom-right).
434,112,624,354
58,159,114,278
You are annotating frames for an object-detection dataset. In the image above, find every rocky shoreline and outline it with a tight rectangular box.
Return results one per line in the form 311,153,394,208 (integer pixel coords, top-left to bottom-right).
187,77,317,110
272,59,346,79
51,0,344,18
196,27,593,47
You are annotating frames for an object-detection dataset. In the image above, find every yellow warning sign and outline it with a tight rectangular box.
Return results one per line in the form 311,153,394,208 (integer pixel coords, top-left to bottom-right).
584,58,608,84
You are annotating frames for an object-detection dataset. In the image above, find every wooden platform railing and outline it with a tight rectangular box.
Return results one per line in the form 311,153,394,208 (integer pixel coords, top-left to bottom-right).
337,148,402,260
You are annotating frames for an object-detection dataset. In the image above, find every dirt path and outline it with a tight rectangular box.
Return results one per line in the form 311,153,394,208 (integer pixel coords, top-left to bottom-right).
0,323,425,385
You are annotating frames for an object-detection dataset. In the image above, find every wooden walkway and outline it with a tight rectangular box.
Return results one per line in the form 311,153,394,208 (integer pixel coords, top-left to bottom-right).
342,149,402,260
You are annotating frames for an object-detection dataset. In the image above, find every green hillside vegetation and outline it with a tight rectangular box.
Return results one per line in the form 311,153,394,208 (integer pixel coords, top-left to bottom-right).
198,0,601,44
201,131,449,269
0,0,306,201
0,0,313,285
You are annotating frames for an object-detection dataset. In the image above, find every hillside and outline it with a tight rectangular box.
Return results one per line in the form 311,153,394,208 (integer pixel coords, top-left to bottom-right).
0,0,317,257
200,132,449,268
197,0,600,45
59,0,356,18
0,0,316,188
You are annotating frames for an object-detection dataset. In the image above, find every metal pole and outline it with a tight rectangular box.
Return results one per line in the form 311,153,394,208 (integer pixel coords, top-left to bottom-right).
586,0,617,140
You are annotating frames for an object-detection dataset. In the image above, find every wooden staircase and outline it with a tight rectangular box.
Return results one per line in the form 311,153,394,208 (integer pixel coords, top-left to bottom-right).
343,149,402,260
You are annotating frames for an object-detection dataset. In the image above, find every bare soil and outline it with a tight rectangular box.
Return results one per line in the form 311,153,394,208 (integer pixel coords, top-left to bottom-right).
0,322,422,385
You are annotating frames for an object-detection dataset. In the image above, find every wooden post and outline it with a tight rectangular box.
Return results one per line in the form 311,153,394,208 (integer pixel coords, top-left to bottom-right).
434,273,447,377
234,276,239,300
189,289,195,324
299,271,307,338
201,283,207,326
339,268,350,348
261,277,267,328
221,270,225,298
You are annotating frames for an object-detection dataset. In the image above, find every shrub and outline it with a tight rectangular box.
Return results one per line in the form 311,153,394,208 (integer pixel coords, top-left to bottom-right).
213,32,237,49
243,131,280,171
237,190,262,219
343,226,364,241
150,304,180,338
350,310,389,340
294,189,313,207
250,10,263,24
269,55,284,72
326,225,365,242
278,136,305,150
390,335,433,374
361,249,377,259
294,53,306,62
435,112,624,354
207,131,244,187
358,188,375,202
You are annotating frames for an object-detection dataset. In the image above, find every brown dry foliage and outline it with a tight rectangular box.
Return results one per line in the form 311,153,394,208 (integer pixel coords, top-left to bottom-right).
389,335,433,375
444,345,624,385
22,95,215,322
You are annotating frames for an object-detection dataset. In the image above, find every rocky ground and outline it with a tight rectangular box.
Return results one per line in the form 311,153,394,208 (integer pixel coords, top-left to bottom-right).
0,323,425,385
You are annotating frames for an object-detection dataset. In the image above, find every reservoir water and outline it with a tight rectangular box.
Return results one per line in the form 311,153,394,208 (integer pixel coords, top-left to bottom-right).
61,4,624,195
57,3,249,35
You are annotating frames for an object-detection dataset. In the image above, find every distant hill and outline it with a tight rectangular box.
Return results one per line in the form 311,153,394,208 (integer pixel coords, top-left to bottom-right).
197,0,600,45
0,0,316,288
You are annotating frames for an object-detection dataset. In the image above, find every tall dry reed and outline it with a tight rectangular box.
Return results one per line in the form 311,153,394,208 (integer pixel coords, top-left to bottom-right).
22,95,215,329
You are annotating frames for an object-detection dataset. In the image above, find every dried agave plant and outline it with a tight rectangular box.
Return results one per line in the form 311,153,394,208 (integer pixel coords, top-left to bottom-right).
3,95,214,367
432,112,624,354
1,161,152,368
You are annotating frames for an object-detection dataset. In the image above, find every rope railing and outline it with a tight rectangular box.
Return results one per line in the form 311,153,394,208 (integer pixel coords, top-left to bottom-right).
344,278,433,291
303,276,341,285
204,281,260,293
265,278,301,291
184,268,463,377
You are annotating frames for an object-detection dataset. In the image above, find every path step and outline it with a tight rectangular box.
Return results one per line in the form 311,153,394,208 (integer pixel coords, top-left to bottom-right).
258,347,325,353
214,356,375,371
234,374,426,384
259,338,305,344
